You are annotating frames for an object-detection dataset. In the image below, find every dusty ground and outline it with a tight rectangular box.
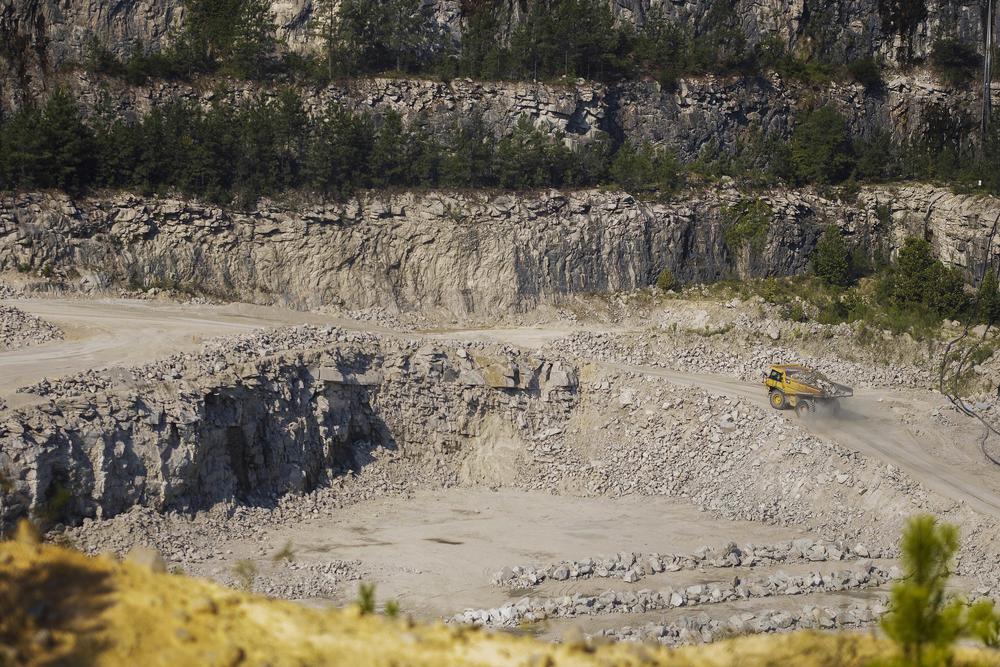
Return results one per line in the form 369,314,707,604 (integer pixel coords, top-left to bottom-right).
3,291,999,645
194,488,811,616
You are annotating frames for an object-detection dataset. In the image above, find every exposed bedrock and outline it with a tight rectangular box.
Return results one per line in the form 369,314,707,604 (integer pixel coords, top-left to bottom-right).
2,183,998,315
0,0,988,95
0,329,579,527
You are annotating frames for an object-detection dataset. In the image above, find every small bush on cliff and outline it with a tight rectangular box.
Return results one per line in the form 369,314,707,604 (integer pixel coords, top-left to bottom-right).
656,268,676,291
723,198,772,252
929,38,981,86
847,57,884,91
812,225,852,287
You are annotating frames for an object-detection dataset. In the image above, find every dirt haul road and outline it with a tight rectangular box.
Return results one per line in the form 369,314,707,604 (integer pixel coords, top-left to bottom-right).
0,298,349,406
440,330,1000,519
3,298,999,519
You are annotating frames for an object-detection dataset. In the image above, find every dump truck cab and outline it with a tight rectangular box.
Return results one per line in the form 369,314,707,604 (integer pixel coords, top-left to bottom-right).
764,364,853,415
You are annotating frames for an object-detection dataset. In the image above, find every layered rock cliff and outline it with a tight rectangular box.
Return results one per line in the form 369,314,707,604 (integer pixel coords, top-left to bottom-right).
1,188,818,314
0,327,578,526
1,184,996,315
0,0,991,92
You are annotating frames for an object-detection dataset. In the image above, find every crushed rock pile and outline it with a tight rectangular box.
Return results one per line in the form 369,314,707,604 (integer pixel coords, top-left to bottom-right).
0,304,62,351
599,599,890,646
492,539,878,588
458,563,898,628
19,325,370,396
0,283,25,299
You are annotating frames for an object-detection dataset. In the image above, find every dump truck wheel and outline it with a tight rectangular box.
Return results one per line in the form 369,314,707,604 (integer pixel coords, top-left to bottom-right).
769,390,786,410
795,399,815,417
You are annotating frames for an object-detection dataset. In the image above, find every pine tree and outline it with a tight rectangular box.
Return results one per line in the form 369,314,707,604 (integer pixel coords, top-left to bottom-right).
789,105,855,185
38,88,96,192
882,515,964,666
978,269,1000,325
0,106,44,190
231,0,278,79
312,0,340,78
811,224,851,287
370,111,409,187
333,0,434,74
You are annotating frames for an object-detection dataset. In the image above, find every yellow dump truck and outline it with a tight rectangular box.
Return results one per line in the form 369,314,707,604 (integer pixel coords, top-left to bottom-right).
763,364,853,415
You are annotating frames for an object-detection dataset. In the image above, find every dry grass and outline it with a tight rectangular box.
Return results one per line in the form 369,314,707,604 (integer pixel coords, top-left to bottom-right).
2,529,999,666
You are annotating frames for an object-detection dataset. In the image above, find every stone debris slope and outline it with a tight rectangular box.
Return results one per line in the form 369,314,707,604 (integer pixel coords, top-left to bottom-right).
0,304,62,351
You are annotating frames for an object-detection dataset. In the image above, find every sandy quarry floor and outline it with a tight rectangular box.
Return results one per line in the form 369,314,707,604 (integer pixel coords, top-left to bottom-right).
187,487,900,637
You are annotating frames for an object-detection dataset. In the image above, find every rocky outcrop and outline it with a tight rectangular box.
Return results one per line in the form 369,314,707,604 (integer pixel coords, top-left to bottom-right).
0,188,833,315
0,0,990,96
618,72,995,159
1,184,996,316
58,72,611,145
0,327,578,526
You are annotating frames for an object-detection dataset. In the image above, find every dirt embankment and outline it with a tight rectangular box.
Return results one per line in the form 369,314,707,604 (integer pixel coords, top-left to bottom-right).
3,531,999,667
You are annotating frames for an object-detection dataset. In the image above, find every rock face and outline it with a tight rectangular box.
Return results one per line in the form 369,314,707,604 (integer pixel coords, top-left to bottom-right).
57,73,611,146
0,327,578,527
2,184,997,316
0,188,825,314
0,0,988,93
1,2,992,158
617,73,995,160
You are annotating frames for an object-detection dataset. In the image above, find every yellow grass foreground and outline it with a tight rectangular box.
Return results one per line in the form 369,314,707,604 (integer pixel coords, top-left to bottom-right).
2,529,1000,667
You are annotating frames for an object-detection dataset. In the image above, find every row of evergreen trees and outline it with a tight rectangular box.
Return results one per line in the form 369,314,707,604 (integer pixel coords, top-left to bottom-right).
85,0,931,88
0,89,678,202
2,88,995,204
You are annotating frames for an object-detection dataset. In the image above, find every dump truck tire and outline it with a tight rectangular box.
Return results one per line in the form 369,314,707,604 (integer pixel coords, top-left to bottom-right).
769,390,786,410
795,399,815,417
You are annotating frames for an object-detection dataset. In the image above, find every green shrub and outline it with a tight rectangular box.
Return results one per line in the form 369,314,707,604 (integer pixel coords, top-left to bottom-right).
357,582,376,614
847,57,883,90
967,600,1000,648
930,38,980,86
723,198,773,252
812,224,852,286
656,268,676,291
789,105,855,185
